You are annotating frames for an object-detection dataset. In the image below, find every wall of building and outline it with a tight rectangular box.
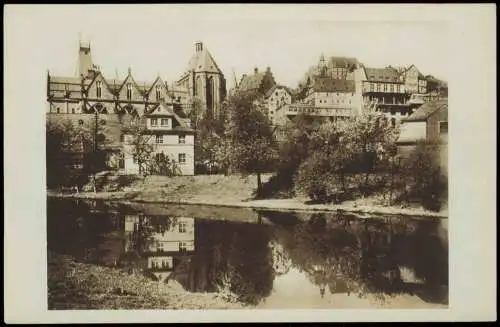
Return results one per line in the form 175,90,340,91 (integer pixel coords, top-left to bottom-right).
123,139,194,176
266,88,292,125
426,108,448,142
398,121,427,143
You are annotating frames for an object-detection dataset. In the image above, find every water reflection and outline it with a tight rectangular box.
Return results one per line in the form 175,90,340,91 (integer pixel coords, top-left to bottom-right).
47,198,448,307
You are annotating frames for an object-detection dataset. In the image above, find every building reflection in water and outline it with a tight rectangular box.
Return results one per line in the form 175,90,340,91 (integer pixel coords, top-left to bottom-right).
122,215,196,283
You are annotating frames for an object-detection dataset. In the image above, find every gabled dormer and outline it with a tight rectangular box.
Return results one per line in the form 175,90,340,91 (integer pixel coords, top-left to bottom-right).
118,68,146,102
146,102,175,130
86,71,115,100
147,76,169,103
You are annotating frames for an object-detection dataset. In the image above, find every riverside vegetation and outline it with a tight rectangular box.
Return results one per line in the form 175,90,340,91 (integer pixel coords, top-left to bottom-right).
47,90,447,214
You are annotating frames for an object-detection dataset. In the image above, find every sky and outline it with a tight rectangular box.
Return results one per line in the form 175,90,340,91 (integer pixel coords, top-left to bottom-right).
6,5,450,91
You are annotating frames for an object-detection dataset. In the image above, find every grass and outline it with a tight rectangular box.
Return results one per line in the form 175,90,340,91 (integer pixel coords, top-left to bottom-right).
47,173,448,218
47,252,243,310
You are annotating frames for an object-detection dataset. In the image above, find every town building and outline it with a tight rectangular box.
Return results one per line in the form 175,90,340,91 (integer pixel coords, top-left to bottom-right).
173,41,227,119
263,85,293,126
362,66,411,125
46,39,203,176
124,215,196,283
403,64,428,94
122,102,195,176
397,99,448,173
237,67,277,95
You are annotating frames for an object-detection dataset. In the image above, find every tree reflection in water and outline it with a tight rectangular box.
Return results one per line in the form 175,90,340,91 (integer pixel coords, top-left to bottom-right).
264,210,448,304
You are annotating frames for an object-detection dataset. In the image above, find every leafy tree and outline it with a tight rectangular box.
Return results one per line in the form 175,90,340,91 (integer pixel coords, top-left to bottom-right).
122,118,154,176
216,91,278,197
402,139,447,211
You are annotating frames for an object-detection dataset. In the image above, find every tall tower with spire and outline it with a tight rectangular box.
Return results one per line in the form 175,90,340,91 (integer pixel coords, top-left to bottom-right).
78,40,95,79
174,41,227,119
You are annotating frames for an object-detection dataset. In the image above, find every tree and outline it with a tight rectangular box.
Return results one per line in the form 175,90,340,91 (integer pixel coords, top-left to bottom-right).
122,118,154,176
187,97,205,130
46,119,83,189
216,91,278,197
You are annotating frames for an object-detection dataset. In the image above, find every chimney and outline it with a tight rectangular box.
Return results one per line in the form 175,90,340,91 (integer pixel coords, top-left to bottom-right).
254,67,258,74
266,66,271,72
195,41,203,52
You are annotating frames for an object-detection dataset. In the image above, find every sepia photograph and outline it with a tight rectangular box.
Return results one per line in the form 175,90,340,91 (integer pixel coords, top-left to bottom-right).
4,4,496,323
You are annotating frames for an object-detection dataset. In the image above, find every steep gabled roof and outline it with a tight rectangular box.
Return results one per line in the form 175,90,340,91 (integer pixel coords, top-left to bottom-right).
403,99,448,122
327,56,359,69
364,67,402,83
183,44,222,75
310,77,355,93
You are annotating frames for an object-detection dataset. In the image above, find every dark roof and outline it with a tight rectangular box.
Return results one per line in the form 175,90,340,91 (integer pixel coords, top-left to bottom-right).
403,99,448,122
327,56,359,69
310,77,355,93
238,71,266,92
364,67,402,83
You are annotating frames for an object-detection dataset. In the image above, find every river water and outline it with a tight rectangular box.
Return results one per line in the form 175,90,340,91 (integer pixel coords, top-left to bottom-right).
47,197,448,309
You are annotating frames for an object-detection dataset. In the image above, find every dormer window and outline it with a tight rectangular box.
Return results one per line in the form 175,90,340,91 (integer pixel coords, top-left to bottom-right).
126,83,132,100
151,118,158,127
161,118,169,126
96,81,102,98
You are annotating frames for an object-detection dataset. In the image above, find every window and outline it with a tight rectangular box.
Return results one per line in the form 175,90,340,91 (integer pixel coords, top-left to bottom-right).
160,118,169,126
56,107,60,113
96,81,102,98
178,135,186,144
390,84,394,92
376,84,380,92
397,85,401,93
162,259,170,269
178,153,186,164
383,84,388,92
179,242,187,252
78,119,84,126
439,121,448,134
179,222,187,233
157,242,164,252
126,83,132,100
71,108,75,114
156,135,163,144
370,83,374,92
151,118,158,126
156,84,162,100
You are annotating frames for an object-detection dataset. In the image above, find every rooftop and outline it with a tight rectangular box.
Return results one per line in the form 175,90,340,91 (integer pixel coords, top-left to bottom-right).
310,77,355,93
403,99,448,122
364,67,402,83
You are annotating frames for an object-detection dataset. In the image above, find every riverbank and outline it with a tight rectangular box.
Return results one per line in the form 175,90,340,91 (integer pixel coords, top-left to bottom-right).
47,174,448,218
48,252,243,310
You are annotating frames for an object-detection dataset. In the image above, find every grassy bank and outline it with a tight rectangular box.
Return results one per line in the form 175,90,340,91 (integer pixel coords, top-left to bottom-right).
48,174,448,218
48,252,243,310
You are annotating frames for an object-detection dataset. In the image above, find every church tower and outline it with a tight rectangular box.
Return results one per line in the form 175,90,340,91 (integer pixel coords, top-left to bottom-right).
78,41,96,79
174,41,227,119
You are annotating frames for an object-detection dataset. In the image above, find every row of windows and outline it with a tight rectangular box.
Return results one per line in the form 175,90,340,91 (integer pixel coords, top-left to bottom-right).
94,82,163,100
155,134,186,144
151,118,169,127
137,152,187,164
318,99,352,105
368,83,402,93
155,241,191,252
150,259,171,269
